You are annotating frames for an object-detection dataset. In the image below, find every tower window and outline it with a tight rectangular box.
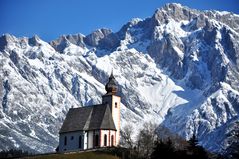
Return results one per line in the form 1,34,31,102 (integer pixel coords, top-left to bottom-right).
64,136,67,145
115,102,117,108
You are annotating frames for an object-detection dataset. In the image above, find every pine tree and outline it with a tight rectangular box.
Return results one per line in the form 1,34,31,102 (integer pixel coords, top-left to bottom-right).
187,134,208,159
188,134,198,149
150,138,176,159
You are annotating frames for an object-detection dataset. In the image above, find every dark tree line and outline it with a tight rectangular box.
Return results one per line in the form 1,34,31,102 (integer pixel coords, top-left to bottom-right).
151,135,212,159
0,149,31,158
120,122,225,159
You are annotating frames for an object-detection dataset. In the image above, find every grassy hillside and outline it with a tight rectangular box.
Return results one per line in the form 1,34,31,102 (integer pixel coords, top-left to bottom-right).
22,151,120,159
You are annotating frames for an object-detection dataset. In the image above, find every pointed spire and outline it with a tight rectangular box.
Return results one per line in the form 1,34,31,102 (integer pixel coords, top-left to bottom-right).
110,69,114,78
105,69,118,95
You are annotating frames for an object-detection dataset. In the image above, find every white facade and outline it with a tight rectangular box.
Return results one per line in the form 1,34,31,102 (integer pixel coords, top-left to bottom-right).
59,129,117,152
100,129,117,147
87,131,94,149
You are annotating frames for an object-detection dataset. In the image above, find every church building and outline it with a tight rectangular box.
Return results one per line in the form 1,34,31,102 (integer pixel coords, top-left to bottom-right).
58,72,120,152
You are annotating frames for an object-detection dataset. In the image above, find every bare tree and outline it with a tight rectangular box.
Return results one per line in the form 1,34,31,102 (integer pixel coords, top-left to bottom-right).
120,124,134,149
156,125,188,150
136,122,157,159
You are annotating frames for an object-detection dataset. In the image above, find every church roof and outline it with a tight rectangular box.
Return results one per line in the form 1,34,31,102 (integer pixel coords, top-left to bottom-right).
59,104,116,133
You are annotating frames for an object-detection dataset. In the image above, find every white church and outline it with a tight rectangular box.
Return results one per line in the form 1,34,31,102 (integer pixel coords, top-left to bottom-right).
58,72,121,152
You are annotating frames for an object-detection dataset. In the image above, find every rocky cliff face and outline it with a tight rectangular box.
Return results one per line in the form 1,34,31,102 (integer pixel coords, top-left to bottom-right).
0,3,239,153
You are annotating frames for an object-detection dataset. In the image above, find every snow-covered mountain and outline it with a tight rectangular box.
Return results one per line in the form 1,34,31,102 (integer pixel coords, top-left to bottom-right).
0,3,239,153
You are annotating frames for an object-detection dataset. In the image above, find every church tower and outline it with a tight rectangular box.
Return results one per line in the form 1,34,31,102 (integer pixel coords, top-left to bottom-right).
102,71,121,146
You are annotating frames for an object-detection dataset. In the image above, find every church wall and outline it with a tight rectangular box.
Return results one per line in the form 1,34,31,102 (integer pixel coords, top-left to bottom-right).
100,130,109,147
87,131,94,149
59,131,86,152
100,130,117,147
87,130,100,149
83,131,88,149
112,96,121,145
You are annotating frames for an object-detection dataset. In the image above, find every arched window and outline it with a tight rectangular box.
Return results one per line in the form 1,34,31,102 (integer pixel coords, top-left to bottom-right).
64,136,67,145
115,102,117,108
95,134,99,147
79,136,82,149
104,134,107,146
111,135,114,147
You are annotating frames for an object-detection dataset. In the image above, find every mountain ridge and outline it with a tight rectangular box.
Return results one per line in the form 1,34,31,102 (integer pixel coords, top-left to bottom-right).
0,3,239,154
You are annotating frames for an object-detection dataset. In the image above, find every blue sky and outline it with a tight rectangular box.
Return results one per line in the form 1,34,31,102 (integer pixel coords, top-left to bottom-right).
0,0,238,41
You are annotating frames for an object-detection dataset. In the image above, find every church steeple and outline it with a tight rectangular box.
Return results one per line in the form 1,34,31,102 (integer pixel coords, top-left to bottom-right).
105,71,118,95
102,70,121,146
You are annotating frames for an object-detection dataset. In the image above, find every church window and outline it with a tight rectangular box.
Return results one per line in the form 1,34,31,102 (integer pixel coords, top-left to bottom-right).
115,102,117,108
111,135,114,146
95,134,99,147
79,136,82,149
104,134,107,146
64,136,67,145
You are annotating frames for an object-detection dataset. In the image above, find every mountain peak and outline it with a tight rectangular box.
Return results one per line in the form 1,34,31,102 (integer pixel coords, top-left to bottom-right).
164,3,183,9
153,3,199,23
28,35,42,46
129,18,143,25
0,34,17,51
0,33,16,43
